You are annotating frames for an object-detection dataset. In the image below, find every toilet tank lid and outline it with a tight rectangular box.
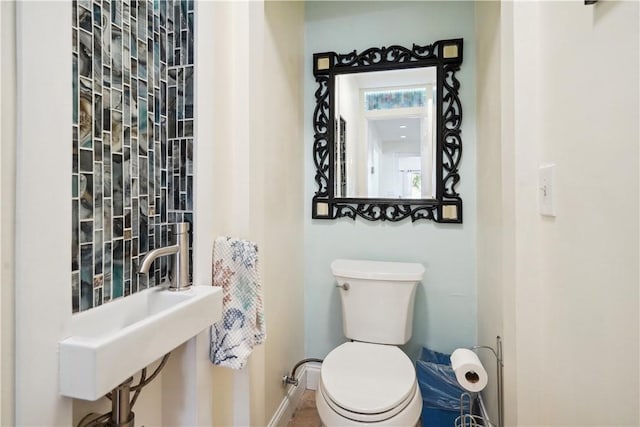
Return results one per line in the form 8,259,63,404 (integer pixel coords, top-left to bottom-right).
331,259,425,281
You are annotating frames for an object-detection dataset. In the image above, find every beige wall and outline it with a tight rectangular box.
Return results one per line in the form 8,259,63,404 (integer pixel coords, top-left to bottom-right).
477,1,639,425
208,1,305,425
260,1,305,425
208,2,257,425
74,2,305,424
7,1,302,424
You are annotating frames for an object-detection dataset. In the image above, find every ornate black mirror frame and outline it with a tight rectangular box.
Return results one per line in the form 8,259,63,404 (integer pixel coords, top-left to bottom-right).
312,38,464,223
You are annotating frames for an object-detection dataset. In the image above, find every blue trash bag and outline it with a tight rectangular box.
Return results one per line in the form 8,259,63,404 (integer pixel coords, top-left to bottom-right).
417,347,466,411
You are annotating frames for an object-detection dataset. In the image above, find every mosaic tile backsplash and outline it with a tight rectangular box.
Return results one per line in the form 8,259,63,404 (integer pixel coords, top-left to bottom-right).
72,0,195,313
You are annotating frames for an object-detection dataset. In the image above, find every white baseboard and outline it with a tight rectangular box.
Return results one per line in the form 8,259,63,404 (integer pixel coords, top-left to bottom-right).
305,362,321,391
266,366,308,427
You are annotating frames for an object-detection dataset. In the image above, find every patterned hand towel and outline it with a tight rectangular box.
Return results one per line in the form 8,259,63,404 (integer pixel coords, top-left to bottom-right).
209,237,266,369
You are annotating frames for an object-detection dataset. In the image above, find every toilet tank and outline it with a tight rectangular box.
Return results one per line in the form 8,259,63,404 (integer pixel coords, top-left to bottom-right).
331,259,425,345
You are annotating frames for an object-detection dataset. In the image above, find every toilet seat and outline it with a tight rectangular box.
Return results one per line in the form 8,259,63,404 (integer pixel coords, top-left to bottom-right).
319,342,417,423
319,376,418,423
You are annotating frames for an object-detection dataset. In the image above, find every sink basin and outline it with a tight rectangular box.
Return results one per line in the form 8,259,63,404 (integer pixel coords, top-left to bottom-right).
59,285,222,401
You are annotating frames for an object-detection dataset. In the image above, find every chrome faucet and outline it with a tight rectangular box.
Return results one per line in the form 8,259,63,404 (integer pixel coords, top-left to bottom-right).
138,222,191,291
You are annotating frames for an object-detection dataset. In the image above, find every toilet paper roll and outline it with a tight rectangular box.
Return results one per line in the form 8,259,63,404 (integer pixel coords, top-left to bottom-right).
450,348,488,393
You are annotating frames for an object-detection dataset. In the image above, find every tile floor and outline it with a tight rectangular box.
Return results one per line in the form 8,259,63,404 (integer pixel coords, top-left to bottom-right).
287,390,322,427
286,390,424,427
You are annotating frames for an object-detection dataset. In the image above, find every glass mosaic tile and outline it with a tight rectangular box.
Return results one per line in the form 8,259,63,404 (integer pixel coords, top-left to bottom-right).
94,140,102,162
72,174,79,198
72,0,195,313
104,240,112,297
79,30,92,80
73,127,79,173
124,147,131,201
94,94,102,138
80,243,93,310
112,153,123,215
123,86,131,125
94,162,103,227
80,149,93,172
72,272,80,312
94,287,103,308
114,216,123,239
93,26,102,84
103,146,111,197
79,6,92,33
80,221,93,244
79,173,93,220
72,200,79,270
73,54,79,124
113,239,123,298
104,198,112,240
79,78,93,148
94,230,103,275
112,1,121,28
124,239,131,282
93,2,101,24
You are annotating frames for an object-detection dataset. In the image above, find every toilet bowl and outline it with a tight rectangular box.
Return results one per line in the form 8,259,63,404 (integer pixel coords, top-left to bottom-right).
316,342,422,426
317,259,425,427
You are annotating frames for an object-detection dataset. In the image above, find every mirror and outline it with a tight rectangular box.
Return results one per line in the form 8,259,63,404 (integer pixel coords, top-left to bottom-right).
335,68,437,199
312,39,464,222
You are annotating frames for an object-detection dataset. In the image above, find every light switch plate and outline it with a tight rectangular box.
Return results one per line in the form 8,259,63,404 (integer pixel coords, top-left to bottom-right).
538,164,556,217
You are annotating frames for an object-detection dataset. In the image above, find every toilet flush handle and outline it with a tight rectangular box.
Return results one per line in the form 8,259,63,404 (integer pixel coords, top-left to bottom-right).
336,282,350,291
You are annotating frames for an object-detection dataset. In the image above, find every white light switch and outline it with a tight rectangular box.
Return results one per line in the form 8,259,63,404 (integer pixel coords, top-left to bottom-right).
538,164,556,217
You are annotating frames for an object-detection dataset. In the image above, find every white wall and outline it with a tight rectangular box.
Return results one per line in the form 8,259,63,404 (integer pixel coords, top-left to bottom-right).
0,1,16,424
14,2,74,423
336,73,361,197
514,2,639,424
378,138,396,197
378,139,421,199
477,1,640,425
368,121,382,197
475,1,504,423
498,3,518,424
304,1,477,361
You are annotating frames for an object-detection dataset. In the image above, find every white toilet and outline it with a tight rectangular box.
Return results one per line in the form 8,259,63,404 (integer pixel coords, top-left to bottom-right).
316,259,425,427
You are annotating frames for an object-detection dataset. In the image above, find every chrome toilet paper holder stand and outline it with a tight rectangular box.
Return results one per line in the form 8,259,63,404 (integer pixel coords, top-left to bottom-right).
470,336,504,427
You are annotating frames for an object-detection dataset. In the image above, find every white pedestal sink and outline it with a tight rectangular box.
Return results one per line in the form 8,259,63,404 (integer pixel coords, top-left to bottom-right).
59,285,222,401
